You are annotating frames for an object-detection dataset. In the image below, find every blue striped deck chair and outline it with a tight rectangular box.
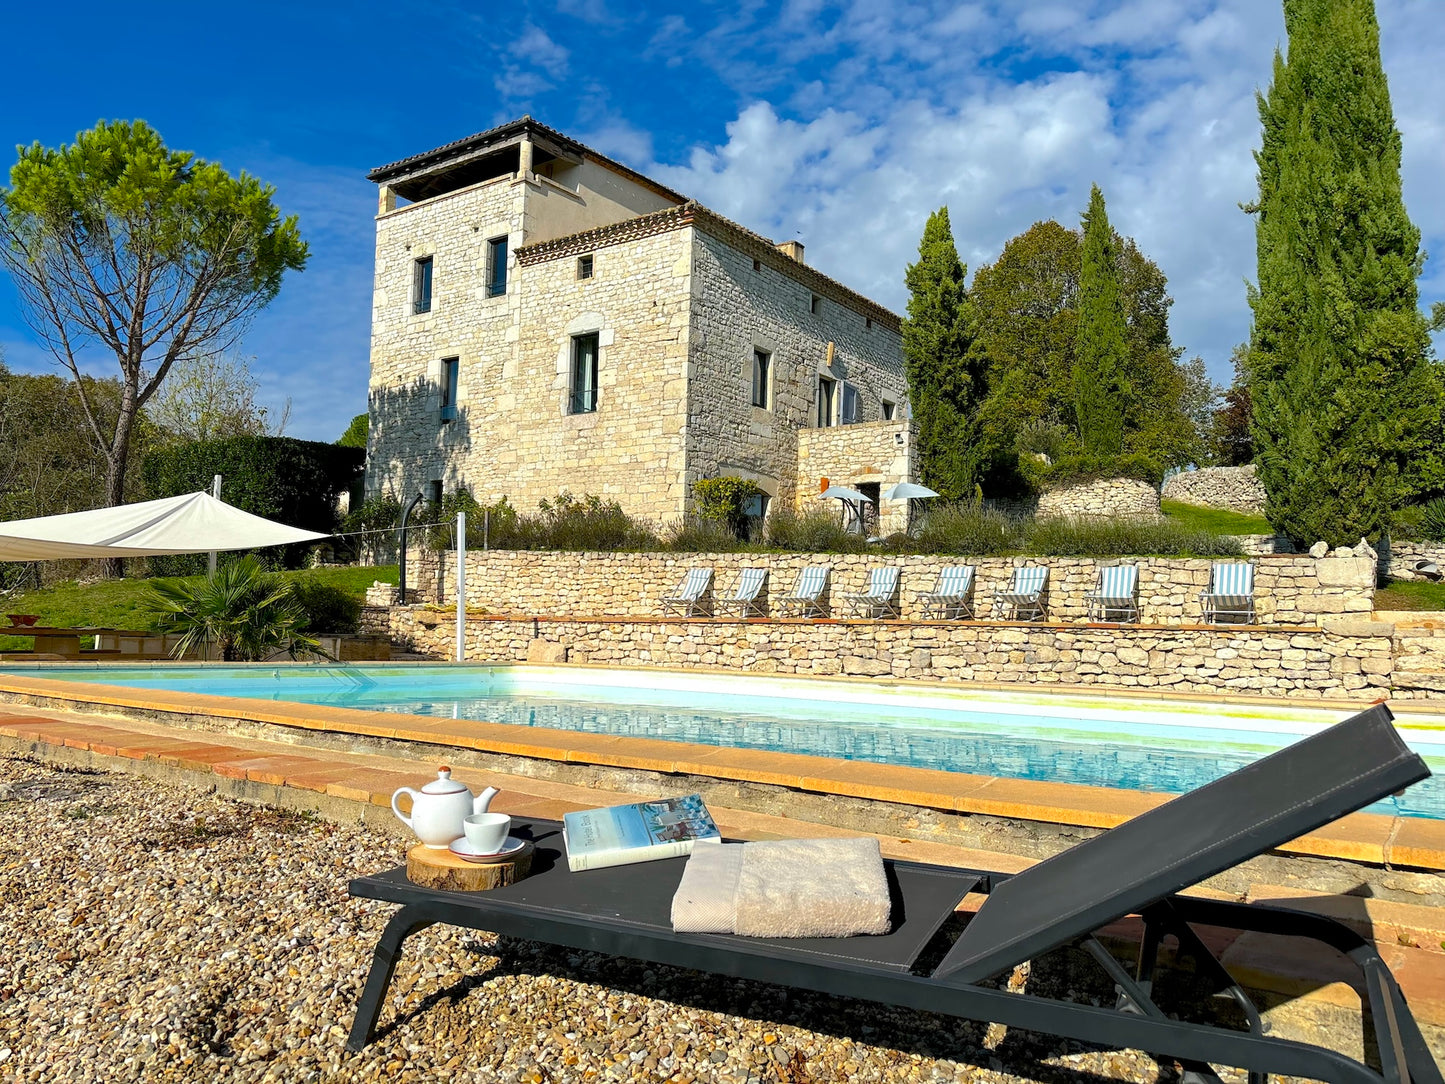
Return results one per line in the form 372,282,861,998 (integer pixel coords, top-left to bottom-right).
1200,560,1255,623
1086,562,1139,623
841,566,900,619
777,565,831,618
660,567,713,617
992,564,1049,621
919,565,976,619
713,567,768,618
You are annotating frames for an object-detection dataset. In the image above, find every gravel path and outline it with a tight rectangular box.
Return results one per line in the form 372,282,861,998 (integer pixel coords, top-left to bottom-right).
1,755,1223,1083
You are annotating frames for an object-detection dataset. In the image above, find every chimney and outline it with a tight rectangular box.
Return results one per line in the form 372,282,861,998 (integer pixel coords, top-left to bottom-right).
776,240,805,263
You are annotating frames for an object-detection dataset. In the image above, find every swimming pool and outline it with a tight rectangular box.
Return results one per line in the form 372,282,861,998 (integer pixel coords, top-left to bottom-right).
12,663,1445,819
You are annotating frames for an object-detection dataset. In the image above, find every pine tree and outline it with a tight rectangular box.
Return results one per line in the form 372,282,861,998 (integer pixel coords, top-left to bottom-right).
1249,0,1440,546
1073,184,1130,457
902,208,976,499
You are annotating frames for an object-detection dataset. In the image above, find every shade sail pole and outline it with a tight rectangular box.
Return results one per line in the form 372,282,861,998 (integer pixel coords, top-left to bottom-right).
455,510,466,662
207,475,222,576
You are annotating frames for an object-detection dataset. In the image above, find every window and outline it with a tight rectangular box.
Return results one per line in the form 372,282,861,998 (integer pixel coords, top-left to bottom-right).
413,256,433,314
810,294,821,315
881,399,896,421
428,479,443,505
570,332,599,414
440,357,459,422
577,254,594,280
817,376,837,427
865,317,873,329
751,349,771,409
486,236,508,297
743,493,771,520
752,258,761,272
841,383,860,424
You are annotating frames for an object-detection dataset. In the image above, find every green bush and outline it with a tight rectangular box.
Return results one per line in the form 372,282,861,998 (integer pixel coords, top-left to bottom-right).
692,477,762,538
148,557,320,661
661,515,744,553
762,507,869,553
1025,451,1163,490
1415,498,1445,543
907,502,1020,554
1021,516,1243,557
529,492,658,551
290,577,361,634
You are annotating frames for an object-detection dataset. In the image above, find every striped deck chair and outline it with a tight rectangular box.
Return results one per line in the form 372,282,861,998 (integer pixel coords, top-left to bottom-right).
777,565,831,618
1086,562,1139,623
660,567,713,617
992,564,1049,621
840,566,900,619
713,567,768,618
1200,560,1255,623
919,565,976,619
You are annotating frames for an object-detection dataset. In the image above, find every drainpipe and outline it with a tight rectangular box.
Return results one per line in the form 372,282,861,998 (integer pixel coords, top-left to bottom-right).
397,491,425,602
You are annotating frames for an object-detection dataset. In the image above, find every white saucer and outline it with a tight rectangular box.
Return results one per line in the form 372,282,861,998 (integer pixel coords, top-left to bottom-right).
448,835,528,864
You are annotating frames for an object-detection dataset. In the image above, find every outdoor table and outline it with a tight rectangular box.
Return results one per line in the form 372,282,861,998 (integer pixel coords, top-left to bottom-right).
2,625,148,658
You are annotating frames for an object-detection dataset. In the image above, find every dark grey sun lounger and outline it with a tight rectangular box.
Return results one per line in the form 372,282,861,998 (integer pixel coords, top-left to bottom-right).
348,704,1440,1084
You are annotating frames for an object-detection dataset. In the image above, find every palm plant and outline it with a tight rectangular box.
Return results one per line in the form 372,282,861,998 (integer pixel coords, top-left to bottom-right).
149,557,321,662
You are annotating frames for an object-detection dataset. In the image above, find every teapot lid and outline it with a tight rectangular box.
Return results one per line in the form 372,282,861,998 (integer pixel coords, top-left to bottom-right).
420,766,468,795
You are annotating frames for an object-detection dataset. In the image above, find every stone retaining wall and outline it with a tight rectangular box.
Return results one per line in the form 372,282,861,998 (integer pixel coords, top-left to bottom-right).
1161,465,1267,513
1036,478,1160,519
397,547,1374,626
1384,541,1445,582
372,610,1391,699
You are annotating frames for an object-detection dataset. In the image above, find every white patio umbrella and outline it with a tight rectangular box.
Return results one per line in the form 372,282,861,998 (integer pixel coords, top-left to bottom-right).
0,491,329,561
881,482,939,500
818,485,874,534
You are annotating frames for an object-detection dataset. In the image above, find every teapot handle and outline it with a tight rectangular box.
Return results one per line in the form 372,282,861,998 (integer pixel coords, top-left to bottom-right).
391,787,418,830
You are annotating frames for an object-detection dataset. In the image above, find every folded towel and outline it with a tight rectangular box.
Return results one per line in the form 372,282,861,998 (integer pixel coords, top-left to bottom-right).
671,838,891,938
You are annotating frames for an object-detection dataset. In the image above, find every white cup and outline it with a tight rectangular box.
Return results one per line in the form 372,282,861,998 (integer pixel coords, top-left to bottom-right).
463,812,511,854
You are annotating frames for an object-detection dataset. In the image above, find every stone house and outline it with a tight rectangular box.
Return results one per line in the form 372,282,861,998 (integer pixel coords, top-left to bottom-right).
364,117,915,534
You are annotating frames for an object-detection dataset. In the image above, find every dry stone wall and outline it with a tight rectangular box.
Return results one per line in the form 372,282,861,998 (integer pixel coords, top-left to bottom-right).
401,547,1373,626
1161,465,1267,513
1383,541,1445,582
1036,478,1160,519
376,611,1391,700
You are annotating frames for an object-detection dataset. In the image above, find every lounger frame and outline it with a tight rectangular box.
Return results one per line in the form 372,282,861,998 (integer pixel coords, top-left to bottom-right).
777,565,830,618
660,568,713,617
840,566,900,619
714,568,768,618
1086,561,1140,623
1201,559,1256,624
992,565,1048,621
919,565,976,620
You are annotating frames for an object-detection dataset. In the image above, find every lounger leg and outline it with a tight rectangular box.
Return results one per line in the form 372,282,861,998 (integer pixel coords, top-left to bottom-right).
347,905,441,1052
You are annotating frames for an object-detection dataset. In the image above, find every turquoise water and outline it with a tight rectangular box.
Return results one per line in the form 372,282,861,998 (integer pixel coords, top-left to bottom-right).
14,663,1445,819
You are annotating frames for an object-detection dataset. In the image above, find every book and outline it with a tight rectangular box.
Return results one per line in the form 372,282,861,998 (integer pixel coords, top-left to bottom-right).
562,793,720,872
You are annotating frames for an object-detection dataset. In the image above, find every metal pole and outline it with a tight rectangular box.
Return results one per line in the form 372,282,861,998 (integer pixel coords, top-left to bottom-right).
207,474,221,577
455,510,466,662
397,491,424,603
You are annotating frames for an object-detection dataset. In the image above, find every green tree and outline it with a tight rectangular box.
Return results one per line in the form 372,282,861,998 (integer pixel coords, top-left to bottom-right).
1249,0,1441,546
0,120,308,517
1073,184,1130,456
337,413,368,448
148,351,287,442
901,207,978,499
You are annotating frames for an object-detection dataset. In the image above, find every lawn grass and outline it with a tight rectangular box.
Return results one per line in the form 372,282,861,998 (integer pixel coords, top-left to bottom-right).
1373,579,1445,612
0,564,398,650
1160,499,1272,536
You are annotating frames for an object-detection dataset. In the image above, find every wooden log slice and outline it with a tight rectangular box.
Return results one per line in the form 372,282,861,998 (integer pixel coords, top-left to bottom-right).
406,842,533,892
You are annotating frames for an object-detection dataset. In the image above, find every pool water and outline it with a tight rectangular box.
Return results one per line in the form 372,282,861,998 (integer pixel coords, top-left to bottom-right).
14,663,1445,819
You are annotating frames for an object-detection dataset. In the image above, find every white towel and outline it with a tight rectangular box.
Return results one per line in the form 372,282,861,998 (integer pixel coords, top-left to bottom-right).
671,838,891,938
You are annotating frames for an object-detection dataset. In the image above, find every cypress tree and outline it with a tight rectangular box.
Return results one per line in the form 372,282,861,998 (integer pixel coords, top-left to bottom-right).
902,208,976,499
1249,0,1439,546
1073,184,1130,457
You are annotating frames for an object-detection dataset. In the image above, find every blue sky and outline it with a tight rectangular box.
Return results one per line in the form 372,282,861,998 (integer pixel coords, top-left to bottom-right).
2,0,1442,441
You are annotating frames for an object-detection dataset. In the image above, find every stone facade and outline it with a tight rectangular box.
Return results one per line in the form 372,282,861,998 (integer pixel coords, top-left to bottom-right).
796,421,914,534
1036,478,1161,519
370,610,1392,700
1161,465,1268,514
401,547,1375,626
364,118,909,527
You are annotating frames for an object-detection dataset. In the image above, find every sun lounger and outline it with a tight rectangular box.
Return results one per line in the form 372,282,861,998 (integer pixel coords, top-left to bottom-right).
992,564,1048,621
777,565,830,618
839,566,900,618
1200,559,1255,623
1086,562,1139,622
714,567,767,618
660,567,713,617
348,704,1438,1084
918,565,976,619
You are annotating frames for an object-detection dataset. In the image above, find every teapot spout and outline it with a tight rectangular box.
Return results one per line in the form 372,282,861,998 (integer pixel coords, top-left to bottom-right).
472,786,500,814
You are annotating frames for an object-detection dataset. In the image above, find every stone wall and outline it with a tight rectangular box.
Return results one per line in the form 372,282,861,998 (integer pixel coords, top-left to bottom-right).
1161,465,1267,513
375,610,1391,700
1383,541,1445,582
402,547,1374,626
795,421,914,535
1036,478,1161,519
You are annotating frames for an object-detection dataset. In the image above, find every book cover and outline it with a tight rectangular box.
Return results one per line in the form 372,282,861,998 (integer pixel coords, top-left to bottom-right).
562,793,720,872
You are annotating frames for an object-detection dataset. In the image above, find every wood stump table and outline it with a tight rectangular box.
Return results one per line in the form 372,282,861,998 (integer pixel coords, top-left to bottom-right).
405,842,533,892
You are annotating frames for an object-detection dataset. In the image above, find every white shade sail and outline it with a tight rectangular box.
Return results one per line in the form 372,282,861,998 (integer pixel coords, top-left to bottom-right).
882,482,940,500
0,492,329,561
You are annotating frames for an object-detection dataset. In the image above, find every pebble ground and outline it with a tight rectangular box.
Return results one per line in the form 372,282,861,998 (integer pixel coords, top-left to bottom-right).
2,755,1257,1083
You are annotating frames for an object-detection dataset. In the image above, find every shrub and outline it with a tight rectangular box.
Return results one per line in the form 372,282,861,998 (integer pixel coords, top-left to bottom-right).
1021,516,1243,557
148,557,320,661
1415,498,1445,543
907,502,1020,554
530,492,659,551
290,576,361,633
762,507,869,553
1026,451,1163,491
692,477,763,538
661,515,744,553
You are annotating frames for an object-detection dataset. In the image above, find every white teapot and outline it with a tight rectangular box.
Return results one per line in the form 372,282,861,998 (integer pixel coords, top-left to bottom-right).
391,767,500,848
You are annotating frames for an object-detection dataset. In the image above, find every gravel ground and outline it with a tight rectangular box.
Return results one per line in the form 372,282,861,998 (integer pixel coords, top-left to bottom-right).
1,756,1249,1084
